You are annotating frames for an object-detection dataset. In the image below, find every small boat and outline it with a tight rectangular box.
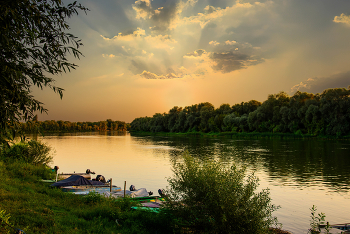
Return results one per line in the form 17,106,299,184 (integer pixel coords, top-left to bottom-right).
51,174,121,194
51,175,110,188
133,196,164,208
131,196,165,213
319,223,350,232
61,185,121,193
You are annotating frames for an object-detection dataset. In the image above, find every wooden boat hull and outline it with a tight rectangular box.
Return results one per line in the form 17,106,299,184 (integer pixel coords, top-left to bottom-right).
61,185,121,193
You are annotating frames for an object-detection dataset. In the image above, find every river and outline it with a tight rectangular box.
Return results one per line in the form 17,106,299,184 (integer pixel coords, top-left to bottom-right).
38,131,350,233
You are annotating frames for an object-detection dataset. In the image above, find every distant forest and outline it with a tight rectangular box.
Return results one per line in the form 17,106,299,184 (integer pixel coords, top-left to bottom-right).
130,87,350,137
22,119,129,133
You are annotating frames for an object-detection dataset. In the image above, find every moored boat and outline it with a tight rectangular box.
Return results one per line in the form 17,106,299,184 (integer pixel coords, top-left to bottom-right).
319,223,350,232
130,196,165,213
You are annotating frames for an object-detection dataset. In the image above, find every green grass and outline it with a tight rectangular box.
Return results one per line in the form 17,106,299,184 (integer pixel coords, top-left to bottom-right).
0,160,173,234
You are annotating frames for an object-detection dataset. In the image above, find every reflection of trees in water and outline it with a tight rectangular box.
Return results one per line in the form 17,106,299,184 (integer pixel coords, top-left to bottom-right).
138,136,350,192
40,131,129,137
258,139,350,192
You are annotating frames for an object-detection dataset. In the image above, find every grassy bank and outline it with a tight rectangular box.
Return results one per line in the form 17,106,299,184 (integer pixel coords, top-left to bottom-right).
0,160,291,234
0,160,173,234
129,131,350,140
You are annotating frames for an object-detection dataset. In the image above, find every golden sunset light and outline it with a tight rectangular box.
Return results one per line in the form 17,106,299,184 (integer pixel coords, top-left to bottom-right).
2,2,350,233
30,0,350,123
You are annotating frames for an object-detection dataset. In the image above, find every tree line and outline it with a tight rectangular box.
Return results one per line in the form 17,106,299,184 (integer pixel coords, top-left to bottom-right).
130,87,350,137
22,118,129,133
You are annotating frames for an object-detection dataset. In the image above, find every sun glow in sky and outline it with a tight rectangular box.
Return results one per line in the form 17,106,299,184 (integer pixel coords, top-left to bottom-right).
34,0,350,123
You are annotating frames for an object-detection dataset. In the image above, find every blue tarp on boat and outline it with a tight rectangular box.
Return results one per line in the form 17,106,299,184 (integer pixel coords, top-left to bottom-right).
50,175,104,187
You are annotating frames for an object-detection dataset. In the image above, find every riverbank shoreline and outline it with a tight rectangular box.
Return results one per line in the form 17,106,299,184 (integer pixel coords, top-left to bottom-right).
129,131,350,140
0,158,292,234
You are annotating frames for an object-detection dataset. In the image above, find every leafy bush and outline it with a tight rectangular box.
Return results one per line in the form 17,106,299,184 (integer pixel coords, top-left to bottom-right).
308,205,330,234
82,191,104,204
164,153,279,234
0,209,12,234
5,161,55,181
1,140,53,165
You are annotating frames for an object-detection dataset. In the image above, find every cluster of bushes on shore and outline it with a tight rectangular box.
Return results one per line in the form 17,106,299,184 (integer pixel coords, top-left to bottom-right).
130,87,350,138
0,140,283,234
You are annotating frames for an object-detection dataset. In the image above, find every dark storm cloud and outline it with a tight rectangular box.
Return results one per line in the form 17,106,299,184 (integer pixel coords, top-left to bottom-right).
291,71,350,94
211,52,263,73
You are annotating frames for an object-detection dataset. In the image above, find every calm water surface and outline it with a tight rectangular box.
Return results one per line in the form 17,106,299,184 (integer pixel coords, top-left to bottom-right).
39,132,350,233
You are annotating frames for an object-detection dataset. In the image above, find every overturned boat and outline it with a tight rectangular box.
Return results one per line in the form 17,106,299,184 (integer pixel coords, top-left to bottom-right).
50,175,121,193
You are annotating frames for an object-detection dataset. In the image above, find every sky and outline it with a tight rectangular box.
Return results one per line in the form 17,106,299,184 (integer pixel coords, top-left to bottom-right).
33,0,350,123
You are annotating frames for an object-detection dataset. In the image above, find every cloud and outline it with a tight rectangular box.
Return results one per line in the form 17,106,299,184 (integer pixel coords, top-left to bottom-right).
180,2,254,28
291,71,350,94
211,51,263,73
184,49,206,57
183,46,264,74
100,28,146,41
144,34,177,49
130,0,258,32
132,0,197,31
334,13,350,26
99,1,267,80
140,70,182,79
102,54,116,58
133,0,153,20
101,28,177,51
209,40,220,46
225,40,237,45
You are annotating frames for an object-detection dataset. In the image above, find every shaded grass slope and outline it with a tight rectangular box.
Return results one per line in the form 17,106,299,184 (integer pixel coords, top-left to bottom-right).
0,160,173,234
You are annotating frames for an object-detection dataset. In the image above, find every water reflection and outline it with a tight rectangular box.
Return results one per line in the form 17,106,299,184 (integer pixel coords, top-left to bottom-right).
130,134,350,193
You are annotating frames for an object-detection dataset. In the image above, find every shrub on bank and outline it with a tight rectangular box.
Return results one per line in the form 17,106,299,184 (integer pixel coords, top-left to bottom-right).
164,153,280,234
1,140,53,165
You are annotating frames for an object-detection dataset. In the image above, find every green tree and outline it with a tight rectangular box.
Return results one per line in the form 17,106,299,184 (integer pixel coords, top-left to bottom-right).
168,106,182,132
222,113,236,131
319,87,350,136
199,102,215,132
0,0,87,146
232,100,261,116
216,103,232,115
99,121,108,131
173,110,187,132
150,113,166,132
